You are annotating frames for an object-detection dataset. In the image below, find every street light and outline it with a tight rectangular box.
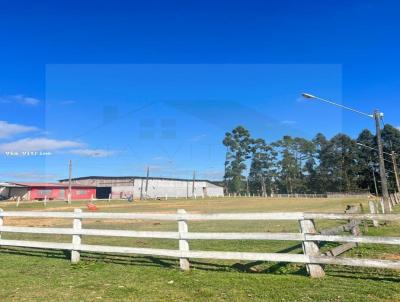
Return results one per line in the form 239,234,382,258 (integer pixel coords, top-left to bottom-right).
301,93,373,118
302,92,391,212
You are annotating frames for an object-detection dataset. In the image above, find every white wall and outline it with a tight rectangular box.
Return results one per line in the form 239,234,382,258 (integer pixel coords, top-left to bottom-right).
109,179,223,199
61,177,224,199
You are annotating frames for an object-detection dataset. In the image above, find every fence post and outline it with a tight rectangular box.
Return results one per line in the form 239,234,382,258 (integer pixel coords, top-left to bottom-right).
177,209,190,271
299,218,325,278
71,208,82,263
368,201,379,227
390,194,396,207
345,205,361,236
380,198,385,214
375,200,380,213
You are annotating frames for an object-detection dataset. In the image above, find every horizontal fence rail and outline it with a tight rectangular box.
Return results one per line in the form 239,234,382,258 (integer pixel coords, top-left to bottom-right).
2,211,400,221
0,209,400,277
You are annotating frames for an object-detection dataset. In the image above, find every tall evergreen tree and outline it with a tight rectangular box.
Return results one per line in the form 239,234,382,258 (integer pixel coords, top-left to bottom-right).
382,124,400,192
313,133,330,193
272,136,305,194
248,138,276,196
223,126,252,194
318,134,360,192
356,129,377,193
222,123,400,195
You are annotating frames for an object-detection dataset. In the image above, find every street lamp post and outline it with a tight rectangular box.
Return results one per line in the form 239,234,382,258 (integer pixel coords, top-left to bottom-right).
370,163,379,197
302,93,391,212
373,109,390,210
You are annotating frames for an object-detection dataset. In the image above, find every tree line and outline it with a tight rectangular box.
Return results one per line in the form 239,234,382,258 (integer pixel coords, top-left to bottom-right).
222,124,400,195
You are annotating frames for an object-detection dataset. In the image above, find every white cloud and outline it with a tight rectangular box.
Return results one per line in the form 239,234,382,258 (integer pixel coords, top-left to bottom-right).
69,148,116,157
0,171,59,181
0,95,40,106
0,138,83,152
0,121,38,138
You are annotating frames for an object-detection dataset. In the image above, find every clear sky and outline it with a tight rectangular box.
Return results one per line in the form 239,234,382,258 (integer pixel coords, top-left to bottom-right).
0,0,399,181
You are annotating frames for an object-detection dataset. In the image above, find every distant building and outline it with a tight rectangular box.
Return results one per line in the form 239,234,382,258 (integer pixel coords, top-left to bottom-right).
59,176,224,199
0,182,96,201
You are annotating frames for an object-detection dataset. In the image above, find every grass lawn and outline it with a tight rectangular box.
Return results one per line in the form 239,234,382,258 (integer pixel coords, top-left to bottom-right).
0,197,399,301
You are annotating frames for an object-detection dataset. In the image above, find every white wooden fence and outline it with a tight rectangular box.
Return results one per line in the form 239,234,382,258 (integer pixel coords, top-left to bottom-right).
0,208,400,278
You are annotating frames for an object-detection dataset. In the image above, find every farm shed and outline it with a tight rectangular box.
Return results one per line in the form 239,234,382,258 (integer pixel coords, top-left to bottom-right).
0,182,27,200
59,176,224,199
0,182,96,201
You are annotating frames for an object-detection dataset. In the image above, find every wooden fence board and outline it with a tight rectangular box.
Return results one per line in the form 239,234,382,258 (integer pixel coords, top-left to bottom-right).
0,209,399,278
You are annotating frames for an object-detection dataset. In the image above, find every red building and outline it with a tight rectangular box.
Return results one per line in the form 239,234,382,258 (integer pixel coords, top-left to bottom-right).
7,182,96,201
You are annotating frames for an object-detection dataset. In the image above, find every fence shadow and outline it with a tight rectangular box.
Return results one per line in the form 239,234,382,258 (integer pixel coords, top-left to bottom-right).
0,246,69,259
0,245,307,276
326,266,400,282
1,246,399,281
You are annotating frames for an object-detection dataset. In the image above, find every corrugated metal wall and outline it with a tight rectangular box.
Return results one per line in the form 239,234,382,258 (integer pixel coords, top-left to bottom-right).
60,177,224,199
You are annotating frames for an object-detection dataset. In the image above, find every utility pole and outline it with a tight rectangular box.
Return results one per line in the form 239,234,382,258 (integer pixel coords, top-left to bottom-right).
145,166,150,198
302,94,392,211
192,171,196,197
359,143,399,195
131,178,135,200
140,178,144,200
371,165,379,197
374,109,390,212
68,160,72,204
391,151,400,193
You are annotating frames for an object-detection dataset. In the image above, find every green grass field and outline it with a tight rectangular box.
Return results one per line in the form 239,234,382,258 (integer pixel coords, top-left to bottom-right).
0,197,399,302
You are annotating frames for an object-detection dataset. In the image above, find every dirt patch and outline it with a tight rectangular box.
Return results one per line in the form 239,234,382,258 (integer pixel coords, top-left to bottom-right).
3,208,203,227
5,217,65,227
382,253,400,260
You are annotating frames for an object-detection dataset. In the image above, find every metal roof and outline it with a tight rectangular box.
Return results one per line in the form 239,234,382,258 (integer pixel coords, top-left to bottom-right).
0,182,26,187
58,176,222,186
9,182,96,188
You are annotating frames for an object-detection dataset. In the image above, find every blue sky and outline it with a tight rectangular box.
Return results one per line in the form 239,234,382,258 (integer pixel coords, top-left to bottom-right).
0,0,399,181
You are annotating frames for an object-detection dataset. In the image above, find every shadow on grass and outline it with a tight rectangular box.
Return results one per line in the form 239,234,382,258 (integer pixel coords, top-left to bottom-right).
326,266,400,282
1,246,399,281
0,246,306,276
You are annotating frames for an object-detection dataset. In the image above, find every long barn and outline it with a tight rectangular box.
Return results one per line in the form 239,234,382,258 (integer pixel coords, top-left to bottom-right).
59,176,224,199
0,182,96,201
